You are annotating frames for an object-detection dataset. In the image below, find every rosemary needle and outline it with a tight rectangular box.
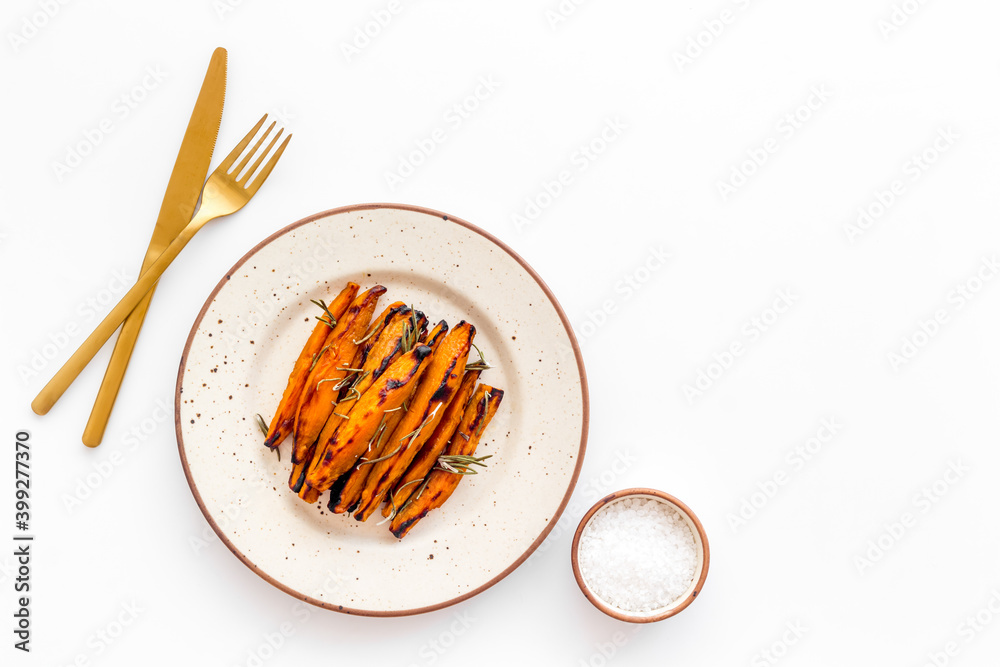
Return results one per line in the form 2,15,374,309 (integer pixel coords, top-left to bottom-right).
255,414,279,461
353,325,379,346
308,344,331,373
310,299,338,328
466,342,492,372
476,391,491,436
254,413,268,436
436,454,492,475
359,444,401,467
380,478,424,524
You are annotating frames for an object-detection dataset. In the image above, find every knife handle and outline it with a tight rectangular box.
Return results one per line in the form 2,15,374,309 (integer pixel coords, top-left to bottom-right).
81,288,156,447
31,214,208,416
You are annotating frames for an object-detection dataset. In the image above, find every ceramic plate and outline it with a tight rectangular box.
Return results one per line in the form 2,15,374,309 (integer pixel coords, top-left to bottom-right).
175,204,588,616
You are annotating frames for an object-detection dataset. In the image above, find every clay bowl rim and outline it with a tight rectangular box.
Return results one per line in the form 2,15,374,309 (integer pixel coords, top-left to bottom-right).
570,487,710,623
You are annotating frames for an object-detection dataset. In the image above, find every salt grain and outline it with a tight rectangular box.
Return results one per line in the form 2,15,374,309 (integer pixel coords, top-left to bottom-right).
578,498,698,613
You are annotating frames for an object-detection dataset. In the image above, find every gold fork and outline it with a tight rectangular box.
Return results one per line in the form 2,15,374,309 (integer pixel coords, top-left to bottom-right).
31,114,291,416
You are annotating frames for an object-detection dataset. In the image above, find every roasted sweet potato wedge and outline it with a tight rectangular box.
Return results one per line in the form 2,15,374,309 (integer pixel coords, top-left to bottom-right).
262,282,358,449
353,322,475,521
330,320,450,514
385,368,481,515
291,286,385,465
345,301,406,382
309,306,425,472
327,404,408,513
299,344,433,499
389,384,503,538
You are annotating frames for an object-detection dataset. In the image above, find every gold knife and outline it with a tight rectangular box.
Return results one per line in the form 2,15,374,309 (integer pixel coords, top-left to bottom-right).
81,47,228,447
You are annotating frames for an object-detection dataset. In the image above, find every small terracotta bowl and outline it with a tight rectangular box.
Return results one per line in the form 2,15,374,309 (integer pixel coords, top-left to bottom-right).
571,488,710,623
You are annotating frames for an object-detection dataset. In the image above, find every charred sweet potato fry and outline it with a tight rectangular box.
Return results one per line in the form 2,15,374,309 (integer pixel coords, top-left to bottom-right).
330,320,450,514
299,345,433,499
351,307,426,398
345,301,406,381
263,283,358,449
311,305,413,451
389,384,504,538
309,306,426,471
288,440,317,495
353,322,475,521
291,286,385,465
385,368,481,515
418,317,442,344
327,404,408,512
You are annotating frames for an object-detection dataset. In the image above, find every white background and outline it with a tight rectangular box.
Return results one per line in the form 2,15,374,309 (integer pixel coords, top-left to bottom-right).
3,1,1000,665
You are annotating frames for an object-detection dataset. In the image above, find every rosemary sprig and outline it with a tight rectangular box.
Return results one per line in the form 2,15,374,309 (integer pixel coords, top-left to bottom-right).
398,404,440,445
353,325,379,346
401,306,419,353
330,376,355,392
466,342,492,372
308,344,331,373
255,414,280,461
317,367,363,392
379,477,424,525
359,443,401,467
414,475,431,500
366,405,441,469
397,477,424,494
337,386,362,404
436,454,492,475
351,369,371,389
332,411,351,420
394,475,432,520
476,391,491,436
310,299,338,328
366,415,388,453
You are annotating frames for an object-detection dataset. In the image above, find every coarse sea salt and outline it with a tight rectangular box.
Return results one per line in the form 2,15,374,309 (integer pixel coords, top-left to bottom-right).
578,497,698,613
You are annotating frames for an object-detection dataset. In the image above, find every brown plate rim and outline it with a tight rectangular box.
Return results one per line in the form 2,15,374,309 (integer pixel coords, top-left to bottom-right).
174,202,590,617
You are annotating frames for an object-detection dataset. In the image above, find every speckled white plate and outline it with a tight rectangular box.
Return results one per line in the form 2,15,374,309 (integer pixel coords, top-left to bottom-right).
175,204,588,616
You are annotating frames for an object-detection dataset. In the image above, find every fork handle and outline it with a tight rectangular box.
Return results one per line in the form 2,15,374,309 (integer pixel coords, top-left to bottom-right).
31,212,211,415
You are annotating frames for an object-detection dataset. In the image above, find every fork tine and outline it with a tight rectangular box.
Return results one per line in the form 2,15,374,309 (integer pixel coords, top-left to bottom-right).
233,121,276,177
245,134,292,194
218,114,268,171
239,128,283,186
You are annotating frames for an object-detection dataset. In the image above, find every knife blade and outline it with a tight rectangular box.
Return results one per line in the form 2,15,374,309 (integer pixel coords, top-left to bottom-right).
81,47,227,447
